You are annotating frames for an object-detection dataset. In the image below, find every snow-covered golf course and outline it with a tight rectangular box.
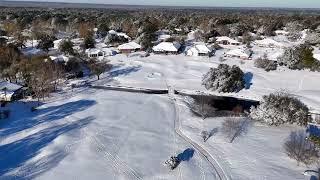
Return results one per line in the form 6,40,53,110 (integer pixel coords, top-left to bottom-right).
0,89,220,179
1,52,320,179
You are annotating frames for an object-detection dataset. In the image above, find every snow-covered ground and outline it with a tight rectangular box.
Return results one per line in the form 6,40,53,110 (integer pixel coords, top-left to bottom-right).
176,96,314,180
0,89,218,179
2,38,320,179
104,52,320,113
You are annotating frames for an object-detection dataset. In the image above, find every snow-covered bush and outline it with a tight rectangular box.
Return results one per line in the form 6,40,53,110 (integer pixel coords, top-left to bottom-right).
250,92,310,126
284,131,319,165
305,32,320,45
202,64,245,93
254,54,277,71
277,44,320,71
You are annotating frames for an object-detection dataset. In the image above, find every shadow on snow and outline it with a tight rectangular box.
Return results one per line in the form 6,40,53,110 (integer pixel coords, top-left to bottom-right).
0,100,96,178
177,148,195,162
0,100,96,137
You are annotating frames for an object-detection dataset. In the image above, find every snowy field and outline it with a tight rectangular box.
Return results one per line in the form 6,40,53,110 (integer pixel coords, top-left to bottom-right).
1,46,320,179
105,52,320,113
176,96,312,180
0,89,218,179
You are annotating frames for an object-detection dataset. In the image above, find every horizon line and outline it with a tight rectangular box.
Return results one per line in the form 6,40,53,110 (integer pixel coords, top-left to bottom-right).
2,0,320,10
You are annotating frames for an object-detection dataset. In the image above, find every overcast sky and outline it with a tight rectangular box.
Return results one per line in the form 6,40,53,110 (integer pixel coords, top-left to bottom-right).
6,0,320,8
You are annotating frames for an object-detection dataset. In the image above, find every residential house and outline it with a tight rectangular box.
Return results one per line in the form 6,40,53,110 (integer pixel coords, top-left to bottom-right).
225,49,252,60
0,81,23,101
152,42,181,54
254,38,284,48
216,36,241,45
186,44,214,57
118,42,142,54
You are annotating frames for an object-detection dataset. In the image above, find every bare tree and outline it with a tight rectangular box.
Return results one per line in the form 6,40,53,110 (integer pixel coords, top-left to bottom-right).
198,95,215,119
222,118,250,143
201,128,218,142
185,96,216,120
284,131,319,166
88,59,112,80
201,131,210,142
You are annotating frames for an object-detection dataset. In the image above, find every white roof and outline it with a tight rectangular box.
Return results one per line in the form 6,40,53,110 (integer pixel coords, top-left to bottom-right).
152,42,181,52
158,34,171,41
118,42,141,50
226,49,250,58
313,54,320,61
71,38,83,45
50,55,69,63
85,48,101,54
216,36,240,44
195,44,211,54
255,38,284,47
108,30,117,34
275,30,289,35
0,81,22,94
186,47,199,56
53,39,63,44
108,30,130,39
268,51,283,61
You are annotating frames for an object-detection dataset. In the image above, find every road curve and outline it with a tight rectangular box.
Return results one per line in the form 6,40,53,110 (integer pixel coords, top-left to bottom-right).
168,92,231,180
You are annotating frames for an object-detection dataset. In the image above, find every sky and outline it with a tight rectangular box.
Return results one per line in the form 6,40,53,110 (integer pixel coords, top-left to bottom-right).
5,0,320,8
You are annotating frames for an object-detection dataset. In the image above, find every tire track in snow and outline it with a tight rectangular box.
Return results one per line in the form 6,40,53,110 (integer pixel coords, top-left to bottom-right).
164,76,229,180
86,80,229,179
64,115,143,180
170,98,230,180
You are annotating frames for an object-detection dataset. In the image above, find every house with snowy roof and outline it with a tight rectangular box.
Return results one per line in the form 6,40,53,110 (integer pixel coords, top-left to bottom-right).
53,39,63,49
118,42,142,53
152,42,181,54
185,44,214,57
254,38,284,48
86,48,104,58
216,36,241,45
275,30,289,36
49,55,69,63
313,53,320,62
0,81,23,101
225,48,252,60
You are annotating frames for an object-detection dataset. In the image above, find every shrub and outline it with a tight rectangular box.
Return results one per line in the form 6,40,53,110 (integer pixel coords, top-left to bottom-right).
254,54,277,71
250,92,310,126
284,131,319,165
202,64,245,93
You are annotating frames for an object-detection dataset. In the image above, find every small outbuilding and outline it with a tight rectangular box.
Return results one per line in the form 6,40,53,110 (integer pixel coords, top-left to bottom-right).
49,55,69,63
216,36,241,45
86,48,104,58
275,30,289,36
0,81,23,101
152,42,181,54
